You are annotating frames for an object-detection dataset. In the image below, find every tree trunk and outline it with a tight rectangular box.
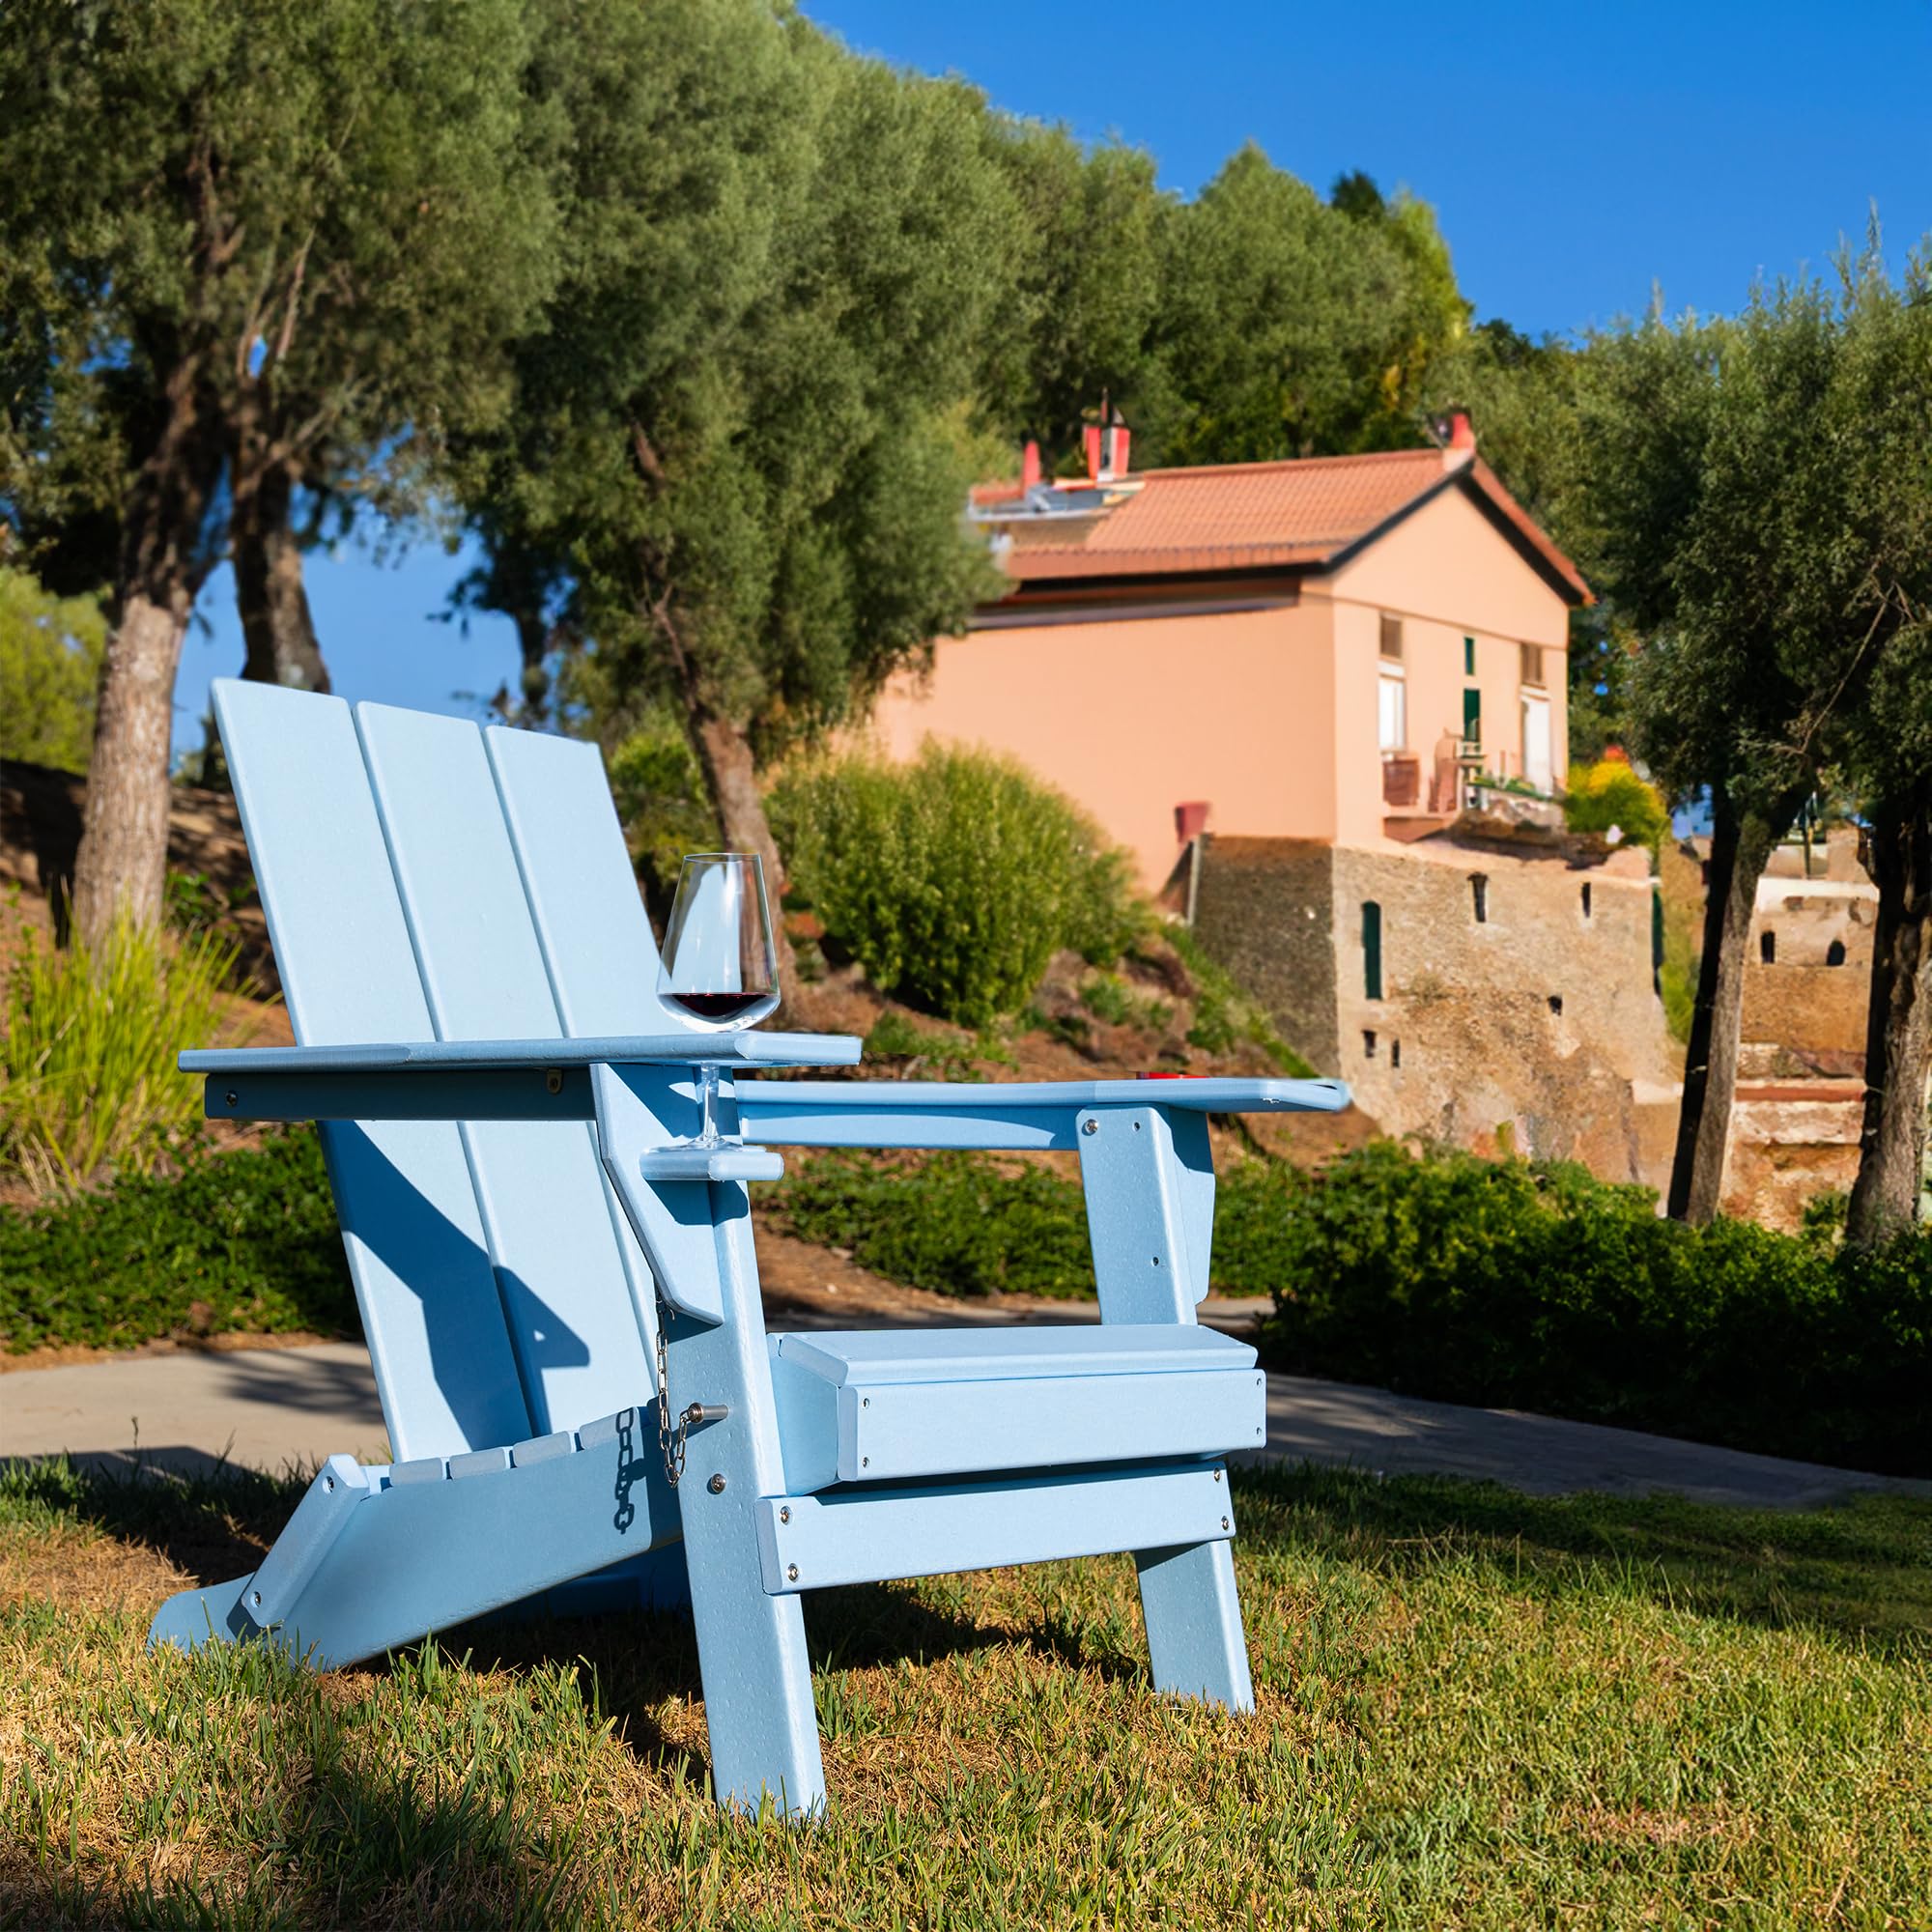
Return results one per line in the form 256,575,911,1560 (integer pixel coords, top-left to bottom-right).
1666,788,1800,1223
513,608,551,725
234,459,329,692
70,363,222,952
70,592,194,949
1846,791,1932,1245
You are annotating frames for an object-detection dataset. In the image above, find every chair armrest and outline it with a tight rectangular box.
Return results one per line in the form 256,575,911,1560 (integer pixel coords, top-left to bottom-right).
181,1033,863,1075
182,1033,864,1124
736,1075,1350,1151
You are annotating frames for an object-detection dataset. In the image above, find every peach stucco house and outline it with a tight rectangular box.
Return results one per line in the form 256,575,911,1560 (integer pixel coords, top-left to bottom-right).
869,419,1591,893
867,424,1689,1193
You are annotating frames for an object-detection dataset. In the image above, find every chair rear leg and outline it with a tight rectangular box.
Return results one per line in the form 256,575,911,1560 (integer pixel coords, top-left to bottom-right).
1134,1535,1254,1712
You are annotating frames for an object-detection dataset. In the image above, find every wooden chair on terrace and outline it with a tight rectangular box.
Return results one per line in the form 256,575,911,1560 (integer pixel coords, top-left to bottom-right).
150,680,1350,1815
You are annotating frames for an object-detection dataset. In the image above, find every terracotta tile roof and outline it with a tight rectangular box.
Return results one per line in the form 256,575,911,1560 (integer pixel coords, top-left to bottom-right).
981,448,1591,604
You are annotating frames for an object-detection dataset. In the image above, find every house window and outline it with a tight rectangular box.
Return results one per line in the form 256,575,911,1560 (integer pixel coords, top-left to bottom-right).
1521,691,1553,791
1471,872,1489,923
1826,939,1847,967
1379,613,1404,661
1362,1030,1378,1059
1378,668,1407,752
1463,687,1483,749
1390,1038,1402,1069
1548,994,1563,1015
1520,642,1546,687
1760,930,1776,964
1580,883,1592,920
1463,636,1476,676
1362,900,1383,1000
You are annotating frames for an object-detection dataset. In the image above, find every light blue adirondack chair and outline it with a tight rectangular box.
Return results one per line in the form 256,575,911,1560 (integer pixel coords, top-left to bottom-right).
150,680,1349,1816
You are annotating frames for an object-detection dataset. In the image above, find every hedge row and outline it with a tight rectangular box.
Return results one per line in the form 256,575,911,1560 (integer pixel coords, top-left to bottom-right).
0,1127,354,1353
1258,1142,1932,1478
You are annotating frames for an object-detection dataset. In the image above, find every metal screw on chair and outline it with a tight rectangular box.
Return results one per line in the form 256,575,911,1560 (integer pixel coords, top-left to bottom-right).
1081,1118,1097,1136
251,1590,262,1606
545,1067,563,1096
1213,1469,1222,1483
324,1475,336,1492
707,1471,726,1494
786,1563,799,1582
1221,1517,1230,1531
225,1091,239,1107
779,1505,791,1523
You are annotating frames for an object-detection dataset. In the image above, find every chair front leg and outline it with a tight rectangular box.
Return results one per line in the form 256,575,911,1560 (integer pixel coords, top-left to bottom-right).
595,1063,825,1816
1078,1104,1257,1712
667,1189,825,1816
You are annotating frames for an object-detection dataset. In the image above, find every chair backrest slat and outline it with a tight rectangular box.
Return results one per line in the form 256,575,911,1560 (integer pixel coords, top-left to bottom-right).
213,681,532,1460
485,724,678,1367
485,724,684,1036
353,702,657,1435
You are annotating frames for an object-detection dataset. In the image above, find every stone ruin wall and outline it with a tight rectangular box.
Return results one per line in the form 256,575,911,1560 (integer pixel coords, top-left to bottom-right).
1721,836,1876,1227
1192,834,1679,1192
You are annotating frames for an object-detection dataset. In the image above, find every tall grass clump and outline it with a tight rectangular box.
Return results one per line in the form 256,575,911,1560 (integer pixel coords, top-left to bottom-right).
770,742,1145,1028
1,909,242,1195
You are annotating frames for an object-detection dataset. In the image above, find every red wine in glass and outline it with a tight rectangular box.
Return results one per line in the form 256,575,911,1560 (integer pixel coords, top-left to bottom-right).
665,989,770,1024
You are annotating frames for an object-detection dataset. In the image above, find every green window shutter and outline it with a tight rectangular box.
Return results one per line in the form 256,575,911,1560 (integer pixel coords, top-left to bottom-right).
1362,900,1382,1001
1463,687,1482,742
1463,636,1476,676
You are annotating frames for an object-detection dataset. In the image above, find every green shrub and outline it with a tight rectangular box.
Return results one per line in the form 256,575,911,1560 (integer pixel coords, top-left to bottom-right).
0,1127,355,1352
1260,1142,1932,1477
1,910,244,1194
0,566,105,772
768,744,1142,1028
778,1151,1096,1296
1562,758,1670,856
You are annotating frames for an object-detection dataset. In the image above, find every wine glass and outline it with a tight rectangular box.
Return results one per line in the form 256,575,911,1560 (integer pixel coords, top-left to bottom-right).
657,853,779,1147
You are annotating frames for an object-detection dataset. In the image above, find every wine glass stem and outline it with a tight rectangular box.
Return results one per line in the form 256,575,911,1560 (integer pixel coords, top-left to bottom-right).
695,1063,722,1149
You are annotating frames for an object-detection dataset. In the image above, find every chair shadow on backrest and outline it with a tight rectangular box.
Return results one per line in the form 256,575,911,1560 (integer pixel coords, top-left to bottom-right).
327,1123,593,1450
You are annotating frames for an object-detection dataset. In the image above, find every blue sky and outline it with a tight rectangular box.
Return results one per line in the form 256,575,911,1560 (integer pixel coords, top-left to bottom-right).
170,0,1932,754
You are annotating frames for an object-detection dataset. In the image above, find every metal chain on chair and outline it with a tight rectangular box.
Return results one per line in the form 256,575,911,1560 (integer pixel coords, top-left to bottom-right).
651,1293,729,1490
654,1297,689,1488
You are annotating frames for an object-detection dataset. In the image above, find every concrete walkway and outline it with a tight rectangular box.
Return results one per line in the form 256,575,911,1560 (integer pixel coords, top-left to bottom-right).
3,1334,1920,1511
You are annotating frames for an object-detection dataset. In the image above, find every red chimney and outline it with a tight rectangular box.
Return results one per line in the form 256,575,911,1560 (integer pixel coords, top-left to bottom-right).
1448,411,1475,451
1175,800,1210,843
1021,439,1041,490
1083,396,1132,481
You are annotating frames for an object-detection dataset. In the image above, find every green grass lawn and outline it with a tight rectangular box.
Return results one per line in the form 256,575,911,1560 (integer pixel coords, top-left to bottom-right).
3,1458,1928,1928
